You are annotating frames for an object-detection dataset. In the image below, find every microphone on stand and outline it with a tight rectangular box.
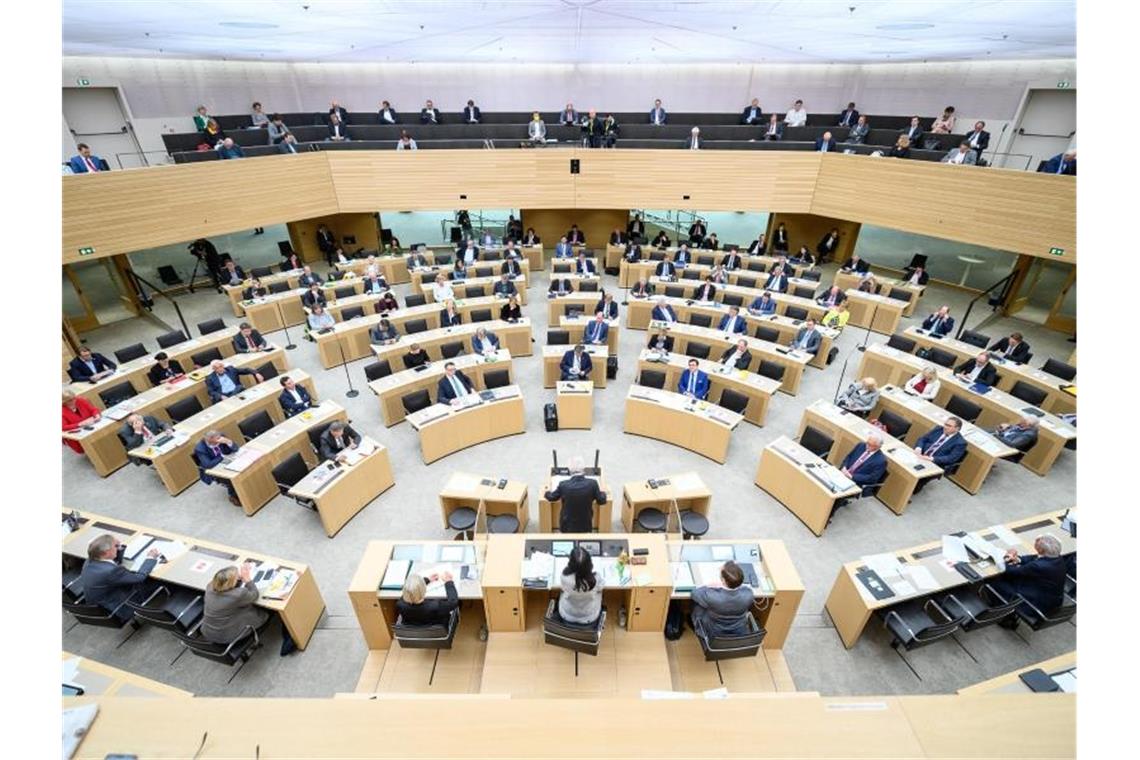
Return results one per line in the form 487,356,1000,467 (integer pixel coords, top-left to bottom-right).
275,299,297,351
858,301,879,352
332,324,359,399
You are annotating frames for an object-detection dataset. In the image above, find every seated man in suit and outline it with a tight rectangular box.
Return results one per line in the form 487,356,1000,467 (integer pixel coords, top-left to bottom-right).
462,99,482,124
623,242,643,262
232,322,269,353
361,272,389,295
687,220,706,245
955,351,998,386
814,131,838,152
193,430,241,504
439,300,463,327
69,143,107,173
649,99,668,125
760,114,784,141
204,359,263,403
720,339,752,370
575,253,596,275
991,534,1069,626
548,277,572,297
993,416,1040,451
298,266,323,288
220,259,246,287
748,291,777,315
690,560,754,637
566,225,586,246
80,534,161,622
560,343,593,382
420,99,441,124
370,319,399,345
989,332,1032,364
278,376,314,417
584,312,610,345
647,332,675,353
404,343,429,369
817,285,847,309
942,141,978,166
630,277,654,299
595,292,618,320
747,234,767,256
790,319,822,356
242,278,267,300
674,244,693,267
654,257,677,279
302,283,328,309
544,456,607,532
841,253,871,274
437,361,476,403
718,305,747,335
319,420,361,462
839,434,888,492
492,273,518,298
921,305,954,336
741,98,763,125
721,249,743,270
609,227,628,246
694,276,717,302
1038,150,1076,176
147,352,184,386
501,256,522,277
407,249,430,269
764,266,789,293
652,231,671,248
899,264,928,287
472,327,500,355
914,417,967,468
69,347,117,383
554,236,574,258
678,358,710,400
651,297,678,323
119,413,170,450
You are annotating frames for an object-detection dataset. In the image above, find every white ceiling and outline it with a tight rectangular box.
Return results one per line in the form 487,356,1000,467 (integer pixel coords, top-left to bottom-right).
62,0,1075,65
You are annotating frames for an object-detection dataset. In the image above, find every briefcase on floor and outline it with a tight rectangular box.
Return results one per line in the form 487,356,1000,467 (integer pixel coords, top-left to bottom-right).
544,403,559,432
606,356,618,380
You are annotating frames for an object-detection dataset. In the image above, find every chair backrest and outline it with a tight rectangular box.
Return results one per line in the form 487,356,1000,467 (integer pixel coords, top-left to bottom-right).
475,266,493,278
482,250,502,261
689,313,712,328
959,330,990,349
718,388,749,415
404,293,427,308
483,369,511,389
173,626,257,665
340,306,365,321
393,608,459,650
62,598,125,629
99,381,137,407
405,318,428,334
736,276,757,288
114,343,148,363
799,425,833,458
639,369,666,389
333,286,354,300
197,318,226,336
681,269,700,281
250,266,273,278
579,281,598,292
696,613,766,661
757,360,786,382
945,394,982,423
664,286,684,299
364,359,392,382
470,308,492,323
465,284,486,297
928,347,956,368
271,452,311,490
784,305,808,321
255,361,278,380
886,333,916,353
747,260,765,272
156,330,188,349
268,281,290,294
401,389,432,414
547,329,570,345
721,293,743,307
434,253,452,266
697,255,714,266
754,325,780,343
1041,358,1076,381
326,270,344,281
166,396,203,423
876,409,912,440
542,601,605,656
800,270,822,282
793,285,816,299
1009,380,1047,407
238,410,274,441
440,341,465,359
887,286,910,301
565,306,583,319
553,262,571,273
191,347,224,367
649,250,666,261
685,343,710,360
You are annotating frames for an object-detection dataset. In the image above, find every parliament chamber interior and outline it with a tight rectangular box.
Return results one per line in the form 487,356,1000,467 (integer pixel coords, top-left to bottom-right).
48,1,1097,757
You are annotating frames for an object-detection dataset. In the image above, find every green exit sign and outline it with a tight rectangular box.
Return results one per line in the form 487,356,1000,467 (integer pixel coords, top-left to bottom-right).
76,78,91,87
78,247,96,256
1056,81,1071,89
1049,247,1065,256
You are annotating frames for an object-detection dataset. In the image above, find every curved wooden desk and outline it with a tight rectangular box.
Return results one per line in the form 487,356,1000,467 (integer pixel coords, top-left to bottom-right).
405,385,526,463
368,349,514,426
622,385,743,463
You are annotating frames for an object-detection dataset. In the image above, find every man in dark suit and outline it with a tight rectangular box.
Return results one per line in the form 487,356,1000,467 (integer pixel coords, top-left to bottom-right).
841,253,870,274
839,434,888,490
630,277,654,299
462,100,482,123
302,283,328,309
472,327,500,355
720,339,752,370
722,249,743,270
718,306,747,335
817,228,841,261
548,277,572,297
609,228,628,245
437,362,476,403
595,294,618,320
560,344,593,381
378,100,399,124
584,312,609,345
147,352,185,386
420,99,441,124
119,413,171,450
649,99,667,125
741,98,763,125
764,267,789,293
903,116,924,147
651,298,678,323
991,534,1069,625
204,360,263,403
655,258,677,279
299,265,323,288
623,243,643,263
695,276,717,302
815,131,839,152
760,114,784,141
575,253,596,275
688,219,707,244
817,285,847,309
788,320,822,356
220,259,246,286
193,430,241,504
544,459,607,533
326,113,349,141
319,420,361,462
772,223,789,253
673,245,693,267
69,347,117,382
964,121,990,162
993,416,1040,452
493,273,518,298
914,417,967,468
921,306,954,336
501,257,522,277
80,533,161,622
581,109,603,148
328,100,349,124
902,265,929,285
747,235,767,255
566,225,586,245
652,231,671,248
647,332,675,353
277,134,301,154
837,102,860,128
678,358,710,400
278,376,314,417
233,322,269,353
955,352,998,386
1038,150,1076,175
989,332,1032,364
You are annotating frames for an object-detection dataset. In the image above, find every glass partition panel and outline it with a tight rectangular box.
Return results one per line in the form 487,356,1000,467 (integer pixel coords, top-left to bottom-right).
641,209,768,247
383,209,517,248
125,224,290,287
852,225,1017,290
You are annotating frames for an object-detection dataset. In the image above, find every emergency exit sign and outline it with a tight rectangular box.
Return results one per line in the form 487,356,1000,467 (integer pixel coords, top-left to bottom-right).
76,78,91,87
78,247,96,256
1049,247,1065,256
1056,81,1071,89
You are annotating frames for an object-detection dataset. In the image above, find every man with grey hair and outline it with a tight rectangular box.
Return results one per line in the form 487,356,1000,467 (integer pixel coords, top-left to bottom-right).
544,456,607,533
80,533,161,622
993,416,1040,452
319,420,361,462
204,359,262,403
193,429,241,505
685,126,702,150
992,534,1070,627
840,433,887,489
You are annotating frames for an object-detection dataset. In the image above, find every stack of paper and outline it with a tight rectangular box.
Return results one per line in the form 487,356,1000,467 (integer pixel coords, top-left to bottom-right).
941,535,969,563
692,561,724,587
148,539,188,563
671,562,695,590
261,568,298,600
380,559,412,591
899,564,939,592
223,448,264,472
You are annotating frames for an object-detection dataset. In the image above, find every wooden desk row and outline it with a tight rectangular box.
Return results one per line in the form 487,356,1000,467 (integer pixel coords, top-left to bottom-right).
833,270,924,317
608,245,815,282
405,384,526,464
623,259,819,296
239,279,368,333
370,319,533,373
624,384,744,463
334,245,544,283
636,347,779,427
63,652,192,698
557,313,621,353
958,651,1076,695
369,350,515,426
62,508,326,648
411,267,531,300
541,344,609,388
546,291,611,323
222,268,301,316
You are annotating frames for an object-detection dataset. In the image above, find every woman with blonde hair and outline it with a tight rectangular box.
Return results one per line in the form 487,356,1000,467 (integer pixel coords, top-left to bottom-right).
837,377,880,417
395,570,459,626
904,365,941,400
889,135,911,159
432,272,455,303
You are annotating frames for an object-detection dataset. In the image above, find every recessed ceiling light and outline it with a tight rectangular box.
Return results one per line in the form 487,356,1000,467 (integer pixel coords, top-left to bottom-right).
876,23,935,31
218,21,280,29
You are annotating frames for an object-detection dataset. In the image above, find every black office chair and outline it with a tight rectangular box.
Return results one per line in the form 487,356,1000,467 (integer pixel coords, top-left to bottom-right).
886,334,916,353
685,343,710,360
191,347,224,367
887,287,910,302
649,250,666,262
124,586,205,665
553,262,571,273
483,250,502,261
638,369,666,389
401,389,433,415
746,261,765,272
465,285,486,297
166,396,204,423
697,255,714,266
543,600,606,673
254,361,278,380
945,394,982,424
114,343,148,363
197,318,226,335
405,318,428,334
959,330,991,349
470,308,492,322
1007,592,1077,637
800,270,822,282
249,266,273,278
694,612,766,685
793,285,816,299
880,598,967,681
304,421,334,456
1007,380,1047,407
722,294,743,307
689,313,712,328
475,266,493,278
483,369,510,389
238,410,274,441
718,388,749,415
332,286,354,300
635,507,667,533
434,253,452,266
565,306,583,319
364,359,392,382
156,330,188,349
62,597,141,648
784,306,809,321
579,281,598,292
440,341,465,359
937,584,1023,661
326,270,344,282
267,281,290,294
405,293,427,308
271,452,316,510
392,608,461,685
340,306,365,321
798,425,834,458
927,347,956,368
99,381,137,407
664,286,685,299
172,621,263,683
547,329,570,345
448,507,478,540
681,270,700,281
1041,358,1076,381
757,360,785,383
876,409,912,440
736,276,757,288
754,325,780,343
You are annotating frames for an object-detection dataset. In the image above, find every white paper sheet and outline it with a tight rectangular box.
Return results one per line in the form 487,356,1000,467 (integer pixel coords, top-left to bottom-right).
989,524,1020,547
941,535,969,563
862,553,903,579
901,564,939,592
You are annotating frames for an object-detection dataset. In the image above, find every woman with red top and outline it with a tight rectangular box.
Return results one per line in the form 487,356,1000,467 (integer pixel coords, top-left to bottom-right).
62,389,101,453
904,366,941,401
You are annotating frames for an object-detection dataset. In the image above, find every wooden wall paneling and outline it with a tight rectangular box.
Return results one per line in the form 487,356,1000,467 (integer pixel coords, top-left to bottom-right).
287,213,381,263
521,208,629,257
766,213,861,264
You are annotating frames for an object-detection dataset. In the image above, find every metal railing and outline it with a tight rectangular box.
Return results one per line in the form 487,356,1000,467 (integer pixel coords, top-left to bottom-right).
123,268,192,341
980,152,1035,172
112,149,175,170
955,271,1018,340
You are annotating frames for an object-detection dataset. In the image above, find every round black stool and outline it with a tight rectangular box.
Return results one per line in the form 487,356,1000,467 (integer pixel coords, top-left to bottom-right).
447,507,478,540
635,507,667,533
680,510,709,539
488,514,520,534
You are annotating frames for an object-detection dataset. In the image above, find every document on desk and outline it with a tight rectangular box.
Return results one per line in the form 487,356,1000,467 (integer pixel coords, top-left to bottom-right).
380,559,412,591
988,524,1021,547
439,545,467,563
222,448,264,472
1052,669,1077,693
692,561,724,587
862,553,903,580
671,562,695,591
122,534,157,562
710,545,734,562
148,539,188,563
260,567,298,600
900,564,939,592
941,535,969,563
63,703,99,760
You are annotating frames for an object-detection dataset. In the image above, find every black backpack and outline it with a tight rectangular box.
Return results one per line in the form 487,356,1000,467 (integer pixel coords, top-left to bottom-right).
664,600,685,640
